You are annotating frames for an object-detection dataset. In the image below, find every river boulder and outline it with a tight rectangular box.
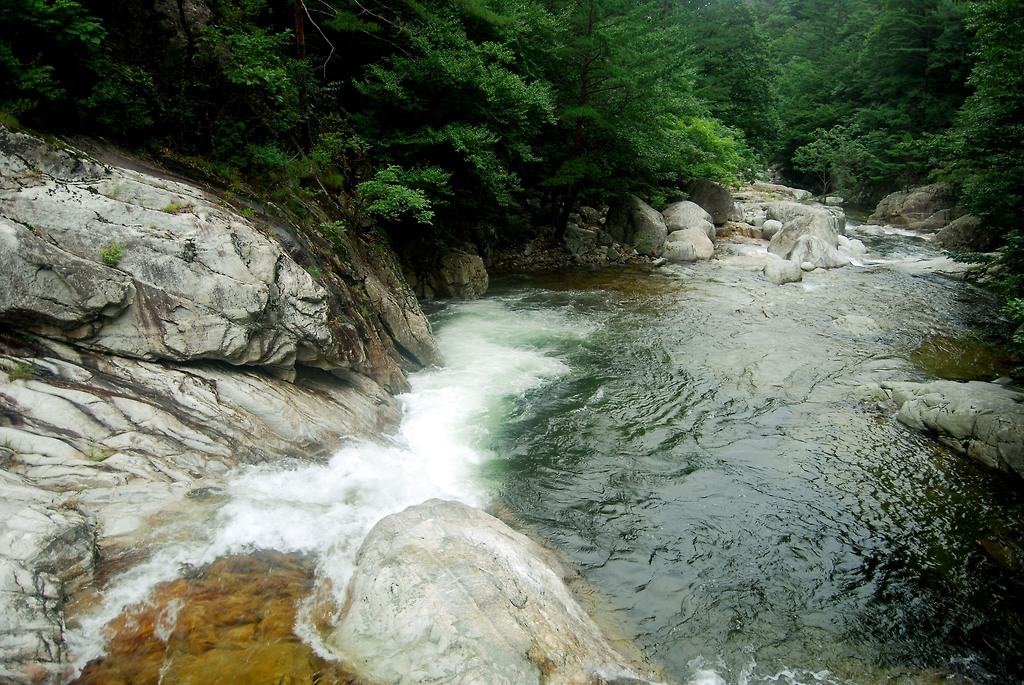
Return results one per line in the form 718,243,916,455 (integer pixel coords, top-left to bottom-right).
666,228,714,260
663,201,715,242
934,214,999,253
327,499,659,685
760,219,783,240
867,183,956,232
766,202,847,268
883,380,1024,478
662,240,698,263
787,234,850,269
685,179,739,225
763,258,803,285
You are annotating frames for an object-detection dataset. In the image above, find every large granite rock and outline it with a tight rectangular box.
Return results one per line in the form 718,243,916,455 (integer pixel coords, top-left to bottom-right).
0,125,440,386
685,179,739,225
662,201,715,242
406,249,489,300
327,499,660,685
606,196,667,257
766,202,847,268
868,183,957,232
763,258,803,285
883,380,1024,478
0,470,94,685
665,228,714,260
933,214,999,253
0,125,443,683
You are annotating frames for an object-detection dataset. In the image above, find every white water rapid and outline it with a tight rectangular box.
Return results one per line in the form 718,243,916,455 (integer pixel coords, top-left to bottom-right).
66,298,592,674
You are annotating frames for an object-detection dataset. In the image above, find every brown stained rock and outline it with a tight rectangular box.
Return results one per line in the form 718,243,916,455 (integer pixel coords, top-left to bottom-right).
69,552,363,685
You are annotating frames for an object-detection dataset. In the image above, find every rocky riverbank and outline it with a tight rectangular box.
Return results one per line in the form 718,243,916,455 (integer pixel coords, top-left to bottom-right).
0,125,666,684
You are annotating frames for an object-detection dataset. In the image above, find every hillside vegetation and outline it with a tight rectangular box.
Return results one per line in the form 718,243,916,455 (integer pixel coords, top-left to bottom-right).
2,0,1022,312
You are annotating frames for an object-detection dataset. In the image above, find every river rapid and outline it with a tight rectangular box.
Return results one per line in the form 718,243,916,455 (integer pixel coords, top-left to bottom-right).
68,224,1024,685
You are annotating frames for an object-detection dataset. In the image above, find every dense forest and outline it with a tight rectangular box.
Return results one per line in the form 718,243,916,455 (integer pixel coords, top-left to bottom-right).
2,0,1023,332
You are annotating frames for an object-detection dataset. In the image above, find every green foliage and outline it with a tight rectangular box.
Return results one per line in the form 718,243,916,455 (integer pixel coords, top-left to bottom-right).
942,0,1024,240
0,0,105,121
792,126,872,197
98,240,125,267
356,165,452,225
6,362,34,382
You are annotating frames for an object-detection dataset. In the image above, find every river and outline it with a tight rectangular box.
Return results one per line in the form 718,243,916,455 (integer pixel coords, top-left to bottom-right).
68,223,1024,684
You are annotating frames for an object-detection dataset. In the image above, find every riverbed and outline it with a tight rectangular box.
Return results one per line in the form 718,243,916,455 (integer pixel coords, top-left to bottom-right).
68,224,1024,684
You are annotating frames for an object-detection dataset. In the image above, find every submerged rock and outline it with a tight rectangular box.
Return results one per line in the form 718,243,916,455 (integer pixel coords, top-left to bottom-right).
883,380,1024,478
327,499,661,685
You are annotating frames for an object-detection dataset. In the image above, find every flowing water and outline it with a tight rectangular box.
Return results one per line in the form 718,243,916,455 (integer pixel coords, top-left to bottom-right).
68,224,1024,684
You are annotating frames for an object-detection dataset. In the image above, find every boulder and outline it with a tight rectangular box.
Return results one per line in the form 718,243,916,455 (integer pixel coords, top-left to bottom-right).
763,259,803,285
564,224,600,256
662,201,715,242
685,179,737,225
934,215,999,253
628,196,668,256
666,228,714,260
760,219,783,240
883,380,1024,478
327,499,659,685
867,183,956,231
662,240,698,263
0,125,443,383
786,234,850,269
767,202,846,267
437,250,489,299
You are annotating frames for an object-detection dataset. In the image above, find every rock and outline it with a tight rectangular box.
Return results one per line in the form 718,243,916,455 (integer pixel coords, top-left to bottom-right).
760,219,783,240
327,500,659,685
837,234,867,256
564,224,600,256
786,234,850,269
825,196,844,206
685,179,736,226
578,206,603,225
867,183,957,232
934,215,999,253
767,202,846,267
662,201,715,242
0,125,440,384
436,250,489,299
666,228,714,260
662,240,698,263
883,380,1024,477
628,196,668,256
0,470,95,685
763,259,803,285
0,125,448,683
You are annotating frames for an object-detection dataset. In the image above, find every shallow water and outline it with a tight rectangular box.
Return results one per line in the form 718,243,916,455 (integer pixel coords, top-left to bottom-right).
69,226,1024,684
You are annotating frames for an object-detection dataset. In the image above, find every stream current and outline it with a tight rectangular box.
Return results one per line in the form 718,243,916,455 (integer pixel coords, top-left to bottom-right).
69,224,1024,684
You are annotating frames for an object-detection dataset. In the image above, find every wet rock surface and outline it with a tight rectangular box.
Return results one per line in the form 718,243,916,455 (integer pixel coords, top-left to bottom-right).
883,379,1024,478
327,499,661,685
68,552,361,685
0,125,437,683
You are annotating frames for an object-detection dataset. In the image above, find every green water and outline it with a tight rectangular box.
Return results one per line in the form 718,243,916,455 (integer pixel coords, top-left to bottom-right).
428,230,1024,685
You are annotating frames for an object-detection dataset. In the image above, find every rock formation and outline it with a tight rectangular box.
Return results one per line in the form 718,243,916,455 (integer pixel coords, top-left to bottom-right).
882,380,1024,478
326,499,662,685
0,124,440,683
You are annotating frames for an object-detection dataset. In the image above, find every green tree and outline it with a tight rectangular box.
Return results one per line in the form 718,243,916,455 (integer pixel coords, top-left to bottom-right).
0,0,105,122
